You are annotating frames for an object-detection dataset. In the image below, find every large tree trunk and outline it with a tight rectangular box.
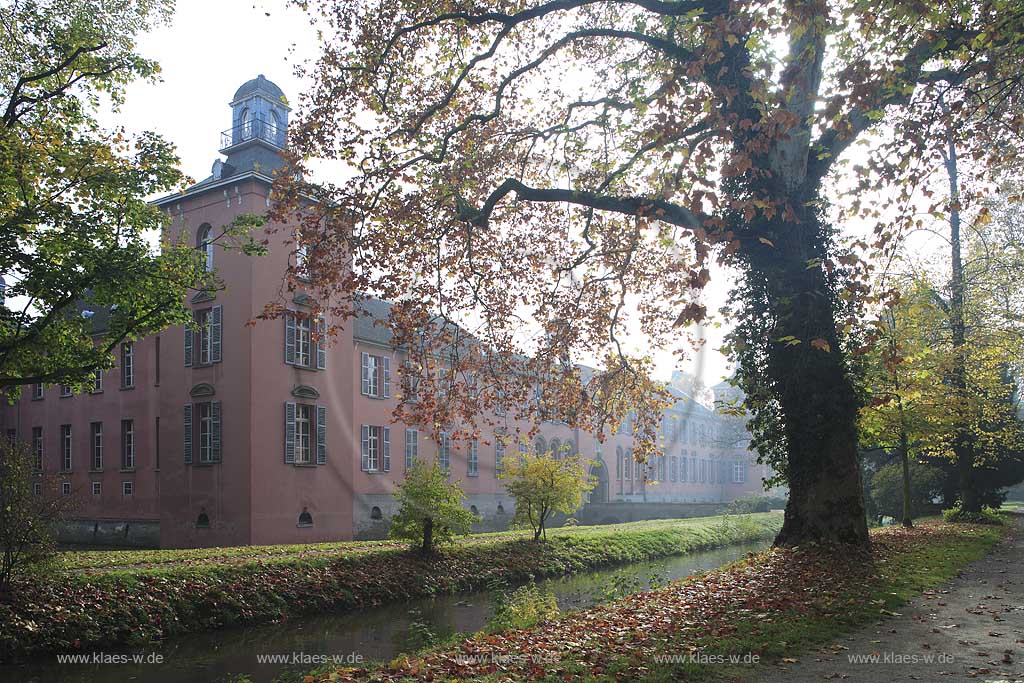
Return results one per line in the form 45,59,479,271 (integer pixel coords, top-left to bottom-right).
750,212,870,547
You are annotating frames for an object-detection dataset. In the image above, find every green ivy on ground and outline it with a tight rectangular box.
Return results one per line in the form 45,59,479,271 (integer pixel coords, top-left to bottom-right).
0,513,781,662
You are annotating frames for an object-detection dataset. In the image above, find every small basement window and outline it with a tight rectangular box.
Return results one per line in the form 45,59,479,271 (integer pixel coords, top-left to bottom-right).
470,505,479,515
196,512,210,529
298,509,313,527
370,506,383,520
496,503,505,515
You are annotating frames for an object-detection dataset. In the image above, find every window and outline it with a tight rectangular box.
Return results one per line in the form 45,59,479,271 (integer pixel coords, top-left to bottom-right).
5,428,16,444
285,312,326,369
468,440,479,476
120,342,134,388
401,359,420,401
624,451,631,480
733,461,747,484
60,424,72,471
438,432,451,470
298,509,314,526
92,481,101,496
691,457,697,482
121,419,135,470
186,306,222,366
184,401,222,464
680,456,687,482
33,482,42,496
709,459,716,484
198,307,222,365
91,369,103,393
60,384,72,397
196,512,210,528
62,482,71,496
550,438,561,460
295,404,312,464
197,223,214,272
32,382,43,400
495,439,506,476
284,402,325,465
700,459,707,483
658,455,666,481
615,446,623,479
91,422,103,470
32,427,43,471
494,390,506,417
404,428,418,469
360,352,390,397
369,506,382,520
122,481,133,496
670,456,677,482
360,425,391,472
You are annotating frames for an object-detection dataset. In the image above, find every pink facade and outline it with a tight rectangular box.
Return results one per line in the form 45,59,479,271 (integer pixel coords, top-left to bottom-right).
0,77,772,548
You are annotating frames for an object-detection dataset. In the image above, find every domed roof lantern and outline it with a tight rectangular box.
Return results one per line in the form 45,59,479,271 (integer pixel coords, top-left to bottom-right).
219,75,290,174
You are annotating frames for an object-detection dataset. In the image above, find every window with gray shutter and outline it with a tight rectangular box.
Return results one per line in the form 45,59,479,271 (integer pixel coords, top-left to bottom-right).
184,320,193,367
316,405,326,464
211,306,223,363
360,352,371,395
382,357,391,398
183,404,193,464
284,314,296,364
382,427,390,472
284,401,296,463
211,400,222,462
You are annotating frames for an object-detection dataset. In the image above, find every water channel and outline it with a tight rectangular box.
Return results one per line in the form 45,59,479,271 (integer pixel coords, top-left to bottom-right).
3,540,769,683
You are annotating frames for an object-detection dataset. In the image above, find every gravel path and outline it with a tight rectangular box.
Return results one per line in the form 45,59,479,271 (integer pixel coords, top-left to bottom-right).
750,517,1024,683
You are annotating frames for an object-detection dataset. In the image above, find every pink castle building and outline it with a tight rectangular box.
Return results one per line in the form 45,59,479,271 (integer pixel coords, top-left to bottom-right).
0,77,772,548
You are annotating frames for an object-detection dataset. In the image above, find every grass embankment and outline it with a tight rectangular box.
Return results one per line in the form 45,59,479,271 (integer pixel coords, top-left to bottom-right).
313,518,1008,682
0,513,781,663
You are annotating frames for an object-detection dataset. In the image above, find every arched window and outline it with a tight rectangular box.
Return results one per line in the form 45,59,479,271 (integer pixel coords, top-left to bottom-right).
298,509,313,526
615,446,623,479
550,438,561,460
370,506,382,520
534,436,546,456
197,223,213,272
241,107,252,138
195,511,210,529
496,503,505,515
470,505,479,515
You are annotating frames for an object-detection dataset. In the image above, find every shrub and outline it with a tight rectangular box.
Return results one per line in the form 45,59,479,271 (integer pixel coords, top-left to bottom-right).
390,462,478,554
489,579,558,631
725,495,788,514
942,504,1005,525
501,453,595,541
870,461,944,520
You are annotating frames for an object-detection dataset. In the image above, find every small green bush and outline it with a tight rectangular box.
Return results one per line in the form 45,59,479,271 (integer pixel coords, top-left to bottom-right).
942,504,1005,525
726,495,788,514
489,579,558,631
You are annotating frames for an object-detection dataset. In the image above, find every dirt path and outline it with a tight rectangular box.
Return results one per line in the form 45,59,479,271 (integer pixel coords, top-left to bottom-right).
750,517,1024,683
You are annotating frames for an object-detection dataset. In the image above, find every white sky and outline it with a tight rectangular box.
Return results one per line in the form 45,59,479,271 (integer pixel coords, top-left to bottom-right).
97,0,752,390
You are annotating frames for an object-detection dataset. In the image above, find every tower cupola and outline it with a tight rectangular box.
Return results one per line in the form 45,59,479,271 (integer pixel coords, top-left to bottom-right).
218,74,290,176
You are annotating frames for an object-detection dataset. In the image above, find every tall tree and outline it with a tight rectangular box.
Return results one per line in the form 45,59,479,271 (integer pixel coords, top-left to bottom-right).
0,0,211,389
276,0,1024,545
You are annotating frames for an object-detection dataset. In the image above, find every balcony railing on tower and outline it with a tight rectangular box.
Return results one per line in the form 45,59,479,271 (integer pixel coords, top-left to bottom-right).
220,117,286,151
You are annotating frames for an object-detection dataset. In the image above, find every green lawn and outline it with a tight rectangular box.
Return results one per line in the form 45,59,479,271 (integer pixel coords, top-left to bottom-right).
59,513,781,573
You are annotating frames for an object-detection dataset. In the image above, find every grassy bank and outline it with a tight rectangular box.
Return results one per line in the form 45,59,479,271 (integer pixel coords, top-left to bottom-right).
312,519,1007,682
0,512,781,662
